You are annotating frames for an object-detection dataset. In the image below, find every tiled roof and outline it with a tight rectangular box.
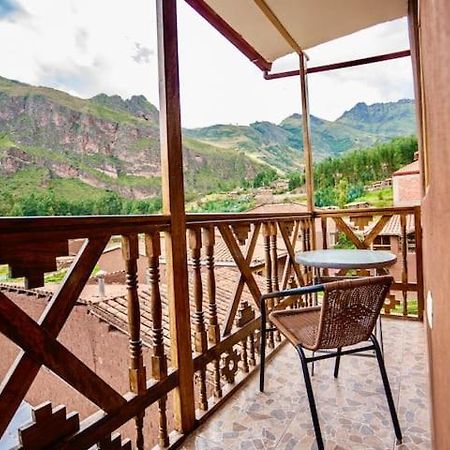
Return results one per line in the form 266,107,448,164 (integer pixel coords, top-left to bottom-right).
88,266,267,350
393,160,420,176
364,214,415,237
248,203,308,213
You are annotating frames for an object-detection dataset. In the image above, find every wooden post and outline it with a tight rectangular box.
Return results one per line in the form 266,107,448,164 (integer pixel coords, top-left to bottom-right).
408,0,428,194
299,53,317,249
156,0,196,433
299,53,314,213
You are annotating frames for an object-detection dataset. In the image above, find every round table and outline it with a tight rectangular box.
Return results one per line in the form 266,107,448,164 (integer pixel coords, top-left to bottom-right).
295,249,397,271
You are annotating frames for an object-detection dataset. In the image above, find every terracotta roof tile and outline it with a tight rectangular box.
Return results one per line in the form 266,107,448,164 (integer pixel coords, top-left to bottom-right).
393,160,420,176
88,266,267,352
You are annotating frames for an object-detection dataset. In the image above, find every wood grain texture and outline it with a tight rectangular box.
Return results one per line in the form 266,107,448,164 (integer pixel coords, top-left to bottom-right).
0,236,109,437
299,54,315,212
0,292,126,411
157,0,195,433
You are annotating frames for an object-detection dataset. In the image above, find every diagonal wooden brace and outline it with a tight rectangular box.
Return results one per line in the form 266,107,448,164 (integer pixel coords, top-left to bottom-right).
0,236,109,438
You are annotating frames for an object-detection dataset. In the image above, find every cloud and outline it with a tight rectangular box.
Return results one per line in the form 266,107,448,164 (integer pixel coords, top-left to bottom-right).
0,1,414,127
0,0,24,21
132,43,152,64
75,28,88,52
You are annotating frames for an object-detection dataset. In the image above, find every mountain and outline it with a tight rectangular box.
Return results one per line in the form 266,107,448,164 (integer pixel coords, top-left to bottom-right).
0,75,263,201
336,99,416,137
0,74,416,206
186,99,416,161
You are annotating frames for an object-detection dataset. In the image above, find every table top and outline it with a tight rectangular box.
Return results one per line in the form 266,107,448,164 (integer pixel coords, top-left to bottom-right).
295,249,397,270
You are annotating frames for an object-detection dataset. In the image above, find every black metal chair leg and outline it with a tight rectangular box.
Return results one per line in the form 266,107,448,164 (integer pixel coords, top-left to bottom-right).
259,311,267,392
334,347,342,378
370,335,402,444
296,346,324,450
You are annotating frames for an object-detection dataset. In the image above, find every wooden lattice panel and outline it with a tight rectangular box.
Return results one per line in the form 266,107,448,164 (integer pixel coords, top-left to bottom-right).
18,402,79,450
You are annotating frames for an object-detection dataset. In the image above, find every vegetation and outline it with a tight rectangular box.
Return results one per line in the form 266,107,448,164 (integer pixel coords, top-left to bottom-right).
252,168,278,188
312,136,417,207
188,194,254,213
352,187,394,208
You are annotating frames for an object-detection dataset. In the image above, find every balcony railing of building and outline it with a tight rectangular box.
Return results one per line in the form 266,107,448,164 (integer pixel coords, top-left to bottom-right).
0,205,423,449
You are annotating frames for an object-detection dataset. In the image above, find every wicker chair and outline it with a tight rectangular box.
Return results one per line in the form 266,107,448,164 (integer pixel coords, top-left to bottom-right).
259,276,402,450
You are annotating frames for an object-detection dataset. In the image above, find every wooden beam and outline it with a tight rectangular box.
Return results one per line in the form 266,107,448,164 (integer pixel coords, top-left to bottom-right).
156,0,196,434
0,292,126,412
408,0,427,193
264,50,411,80
299,54,315,215
184,0,272,72
253,0,304,55
0,237,109,438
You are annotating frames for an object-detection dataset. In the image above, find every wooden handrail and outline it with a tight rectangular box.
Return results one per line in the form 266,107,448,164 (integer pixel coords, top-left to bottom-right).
0,206,424,448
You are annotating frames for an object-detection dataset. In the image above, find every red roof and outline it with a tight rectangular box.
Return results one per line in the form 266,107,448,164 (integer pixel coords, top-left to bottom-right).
393,160,420,176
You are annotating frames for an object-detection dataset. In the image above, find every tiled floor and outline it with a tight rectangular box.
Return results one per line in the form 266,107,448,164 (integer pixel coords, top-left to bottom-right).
182,320,431,450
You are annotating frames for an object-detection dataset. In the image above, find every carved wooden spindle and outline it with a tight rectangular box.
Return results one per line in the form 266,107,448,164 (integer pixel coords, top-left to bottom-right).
321,217,330,277
122,234,146,450
202,226,222,398
248,332,256,366
145,231,169,447
400,214,409,316
300,220,311,305
269,222,282,342
263,223,275,348
240,337,249,373
188,227,208,411
270,222,280,292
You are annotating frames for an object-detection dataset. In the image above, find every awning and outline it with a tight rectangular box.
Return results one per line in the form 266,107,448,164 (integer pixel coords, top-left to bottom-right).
186,0,408,71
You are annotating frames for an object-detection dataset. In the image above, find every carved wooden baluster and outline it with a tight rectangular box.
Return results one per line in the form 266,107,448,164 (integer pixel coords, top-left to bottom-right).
263,222,275,348
288,276,299,308
203,226,222,398
145,231,169,447
241,337,249,373
300,220,311,306
321,217,330,277
122,234,146,450
248,332,256,366
189,227,208,411
400,214,409,317
270,222,282,342
270,222,280,292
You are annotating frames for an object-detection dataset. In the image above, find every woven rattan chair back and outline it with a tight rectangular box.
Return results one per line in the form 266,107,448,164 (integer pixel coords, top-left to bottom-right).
314,275,393,350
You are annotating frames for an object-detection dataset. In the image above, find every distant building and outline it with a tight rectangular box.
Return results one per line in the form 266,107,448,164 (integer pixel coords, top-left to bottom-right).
392,159,421,206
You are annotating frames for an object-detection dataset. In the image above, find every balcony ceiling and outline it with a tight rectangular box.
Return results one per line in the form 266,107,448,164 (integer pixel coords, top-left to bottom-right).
187,0,407,70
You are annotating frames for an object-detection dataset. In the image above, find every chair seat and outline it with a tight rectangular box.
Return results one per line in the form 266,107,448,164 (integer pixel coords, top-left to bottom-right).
270,307,321,351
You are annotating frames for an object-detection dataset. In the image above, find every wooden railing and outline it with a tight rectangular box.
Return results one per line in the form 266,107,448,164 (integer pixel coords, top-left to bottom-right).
316,206,424,320
0,207,423,449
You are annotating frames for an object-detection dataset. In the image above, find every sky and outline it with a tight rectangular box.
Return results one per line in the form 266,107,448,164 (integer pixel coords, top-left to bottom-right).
0,0,414,128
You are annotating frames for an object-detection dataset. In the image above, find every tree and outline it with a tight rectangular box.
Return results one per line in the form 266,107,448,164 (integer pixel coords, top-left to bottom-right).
288,171,305,191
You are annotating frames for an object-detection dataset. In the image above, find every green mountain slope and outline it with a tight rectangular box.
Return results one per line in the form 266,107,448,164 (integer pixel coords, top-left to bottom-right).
186,99,416,161
336,99,416,137
0,74,416,211
0,75,263,204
